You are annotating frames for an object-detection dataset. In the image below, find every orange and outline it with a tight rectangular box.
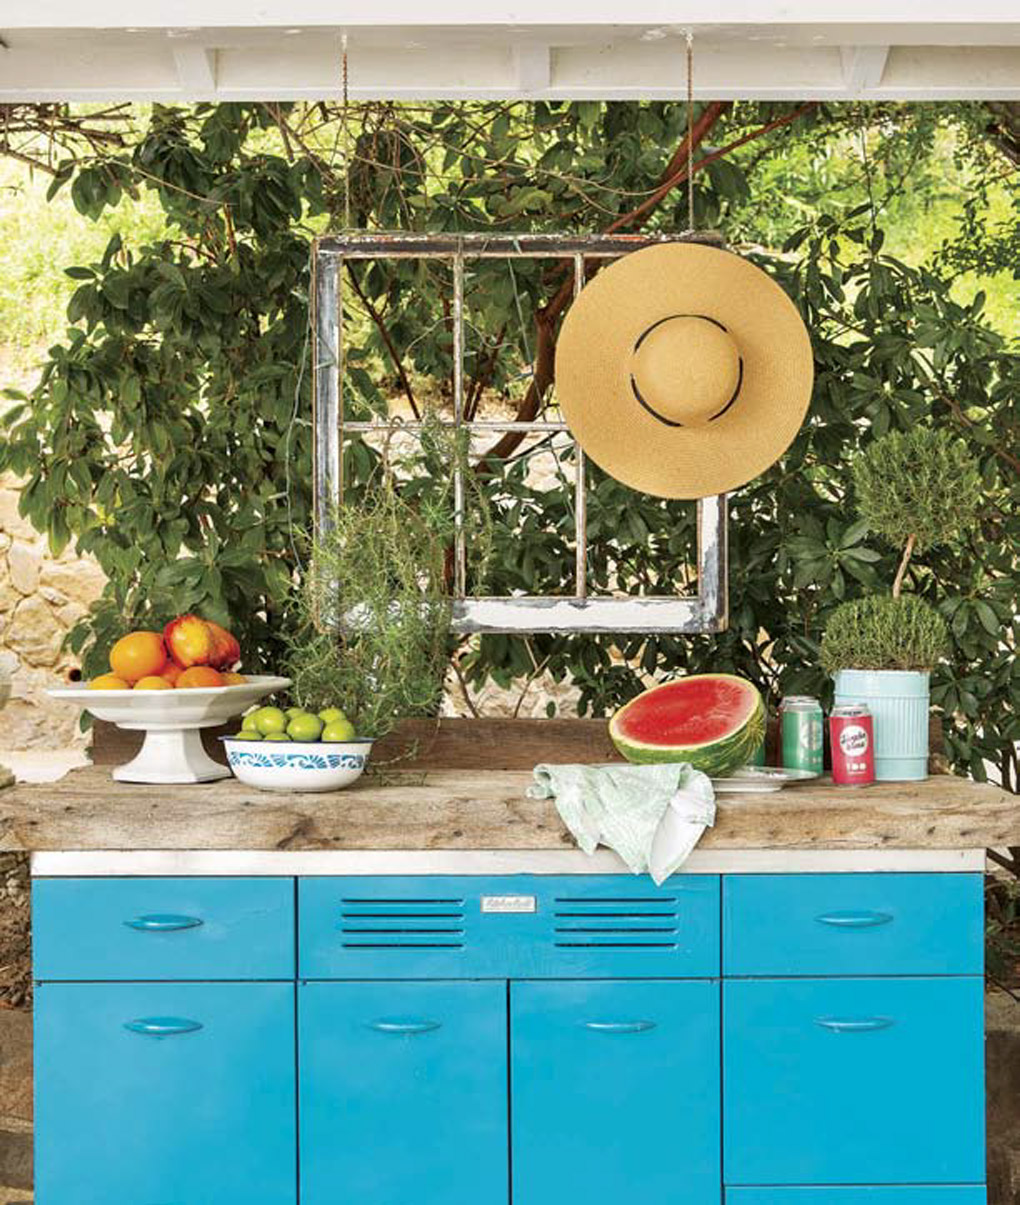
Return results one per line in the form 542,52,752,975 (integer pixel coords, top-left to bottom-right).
109,631,168,684
134,675,173,691
161,663,182,686
88,674,130,690
221,671,247,685
176,666,225,689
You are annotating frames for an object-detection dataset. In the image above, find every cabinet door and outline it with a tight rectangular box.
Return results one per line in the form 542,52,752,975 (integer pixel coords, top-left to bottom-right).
299,980,508,1205
512,979,720,1205
724,977,985,1185
35,982,296,1205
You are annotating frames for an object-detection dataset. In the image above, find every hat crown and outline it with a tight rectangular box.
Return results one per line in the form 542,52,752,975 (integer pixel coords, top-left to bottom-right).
629,315,741,427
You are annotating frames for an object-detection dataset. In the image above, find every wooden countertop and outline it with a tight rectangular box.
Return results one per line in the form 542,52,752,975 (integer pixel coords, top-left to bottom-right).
0,765,1016,853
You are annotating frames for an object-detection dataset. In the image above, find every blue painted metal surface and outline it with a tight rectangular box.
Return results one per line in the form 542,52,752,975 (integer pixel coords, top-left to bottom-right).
299,980,507,1205
723,976,985,1185
299,873,720,979
512,979,721,1205
728,1189,987,1205
35,981,296,1204
33,876,294,980
723,873,983,976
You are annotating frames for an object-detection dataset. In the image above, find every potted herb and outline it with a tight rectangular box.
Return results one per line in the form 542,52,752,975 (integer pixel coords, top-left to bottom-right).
820,429,981,781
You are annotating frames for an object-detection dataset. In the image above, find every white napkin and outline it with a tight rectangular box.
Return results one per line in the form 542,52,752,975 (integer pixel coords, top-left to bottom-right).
528,762,716,885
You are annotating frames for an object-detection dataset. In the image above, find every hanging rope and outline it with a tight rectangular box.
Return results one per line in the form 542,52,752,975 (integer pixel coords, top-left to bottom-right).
341,32,352,230
685,30,695,232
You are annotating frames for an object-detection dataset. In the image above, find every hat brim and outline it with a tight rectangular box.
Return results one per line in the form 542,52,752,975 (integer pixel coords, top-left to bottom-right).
554,243,814,499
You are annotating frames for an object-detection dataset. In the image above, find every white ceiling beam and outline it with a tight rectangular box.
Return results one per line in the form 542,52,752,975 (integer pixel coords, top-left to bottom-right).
840,44,890,94
171,44,218,94
513,44,551,93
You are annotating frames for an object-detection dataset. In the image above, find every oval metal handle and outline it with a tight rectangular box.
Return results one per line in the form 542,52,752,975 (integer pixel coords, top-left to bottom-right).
124,914,204,932
368,1019,442,1035
124,1017,203,1038
815,1016,894,1033
815,910,893,928
583,1020,658,1034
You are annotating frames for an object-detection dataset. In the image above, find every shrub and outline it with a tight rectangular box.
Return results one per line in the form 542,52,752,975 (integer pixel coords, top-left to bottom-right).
820,595,951,673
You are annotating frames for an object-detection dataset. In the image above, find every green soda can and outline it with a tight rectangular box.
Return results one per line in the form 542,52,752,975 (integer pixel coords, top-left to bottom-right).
780,695,824,773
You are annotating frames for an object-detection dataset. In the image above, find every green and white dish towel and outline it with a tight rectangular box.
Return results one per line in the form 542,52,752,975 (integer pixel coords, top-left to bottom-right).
528,762,716,886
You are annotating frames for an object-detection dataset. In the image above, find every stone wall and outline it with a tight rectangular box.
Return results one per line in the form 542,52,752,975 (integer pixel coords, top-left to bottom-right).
0,478,106,750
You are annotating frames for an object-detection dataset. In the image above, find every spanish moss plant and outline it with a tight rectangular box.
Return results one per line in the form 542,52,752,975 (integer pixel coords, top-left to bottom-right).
852,429,982,597
820,594,950,674
285,415,491,742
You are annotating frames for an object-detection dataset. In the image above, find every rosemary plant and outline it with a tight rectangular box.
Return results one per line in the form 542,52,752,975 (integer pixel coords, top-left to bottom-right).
286,415,491,742
820,594,950,674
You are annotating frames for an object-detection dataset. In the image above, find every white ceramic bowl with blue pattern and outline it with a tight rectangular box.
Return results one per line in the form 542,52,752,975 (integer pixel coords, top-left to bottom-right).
221,738,373,792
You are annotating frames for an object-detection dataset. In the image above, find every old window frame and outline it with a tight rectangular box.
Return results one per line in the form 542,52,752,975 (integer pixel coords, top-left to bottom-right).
312,231,728,635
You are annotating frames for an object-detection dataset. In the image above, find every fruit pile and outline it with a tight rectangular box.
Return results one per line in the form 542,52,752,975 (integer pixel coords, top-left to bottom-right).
233,705,357,744
88,614,246,691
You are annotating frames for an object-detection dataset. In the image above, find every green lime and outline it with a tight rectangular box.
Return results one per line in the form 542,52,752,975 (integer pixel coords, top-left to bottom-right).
285,706,308,720
232,730,263,741
252,706,288,736
318,706,348,725
287,713,324,742
322,718,357,742
241,711,260,732
263,732,292,742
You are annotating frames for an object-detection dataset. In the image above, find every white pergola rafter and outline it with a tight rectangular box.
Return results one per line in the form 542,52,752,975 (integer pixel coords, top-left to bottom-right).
2,2,1020,101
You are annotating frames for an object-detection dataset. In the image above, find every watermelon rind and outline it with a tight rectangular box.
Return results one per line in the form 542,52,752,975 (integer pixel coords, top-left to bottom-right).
609,674,765,776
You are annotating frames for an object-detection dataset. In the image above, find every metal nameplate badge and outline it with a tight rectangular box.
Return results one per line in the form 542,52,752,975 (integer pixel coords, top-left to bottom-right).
481,895,537,914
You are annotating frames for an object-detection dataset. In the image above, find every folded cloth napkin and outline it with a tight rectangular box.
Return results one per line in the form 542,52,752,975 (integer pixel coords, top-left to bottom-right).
528,762,716,885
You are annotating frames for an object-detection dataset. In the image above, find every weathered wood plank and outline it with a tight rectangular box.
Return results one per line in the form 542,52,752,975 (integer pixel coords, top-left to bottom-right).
0,766,1015,852
91,717,626,770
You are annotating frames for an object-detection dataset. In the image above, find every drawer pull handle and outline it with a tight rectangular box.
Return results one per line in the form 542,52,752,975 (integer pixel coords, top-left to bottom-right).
583,1020,657,1034
815,911,893,928
125,914,204,932
124,1017,203,1038
368,1019,441,1035
815,1016,894,1033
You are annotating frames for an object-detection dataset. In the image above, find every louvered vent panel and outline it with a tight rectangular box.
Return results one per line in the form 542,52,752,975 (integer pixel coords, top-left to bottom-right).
553,896,679,949
339,896,466,950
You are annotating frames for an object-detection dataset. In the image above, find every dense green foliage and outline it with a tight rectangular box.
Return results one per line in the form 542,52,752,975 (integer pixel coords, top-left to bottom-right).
852,429,982,555
1,100,1018,793
821,595,951,674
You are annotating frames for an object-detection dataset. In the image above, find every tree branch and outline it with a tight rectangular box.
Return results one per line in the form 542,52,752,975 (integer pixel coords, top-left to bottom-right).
345,262,421,421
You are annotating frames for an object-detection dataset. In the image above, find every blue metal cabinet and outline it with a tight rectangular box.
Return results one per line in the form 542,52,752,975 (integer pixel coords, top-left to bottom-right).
34,981,296,1204
728,1190,987,1205
33,876,294,980
723,873,983,977
512,979,721,1205
299,980,508,1205
723,976,986,1185
300,874,720,979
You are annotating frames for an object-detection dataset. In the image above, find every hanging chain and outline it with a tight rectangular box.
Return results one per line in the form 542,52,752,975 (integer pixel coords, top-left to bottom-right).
685,29,695,232
341,32,352,230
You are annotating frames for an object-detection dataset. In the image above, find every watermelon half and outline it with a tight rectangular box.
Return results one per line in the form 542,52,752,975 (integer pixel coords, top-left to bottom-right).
609,674,765,775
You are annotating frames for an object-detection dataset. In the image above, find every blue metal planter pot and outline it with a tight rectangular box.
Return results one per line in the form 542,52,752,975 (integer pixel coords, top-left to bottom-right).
833,669,930,781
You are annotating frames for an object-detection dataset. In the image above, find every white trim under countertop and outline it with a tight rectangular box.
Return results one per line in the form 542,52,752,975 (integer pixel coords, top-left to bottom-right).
30,848,987,877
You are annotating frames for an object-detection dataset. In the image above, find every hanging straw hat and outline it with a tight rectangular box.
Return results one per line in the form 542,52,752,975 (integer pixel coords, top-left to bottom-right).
555,242,814,499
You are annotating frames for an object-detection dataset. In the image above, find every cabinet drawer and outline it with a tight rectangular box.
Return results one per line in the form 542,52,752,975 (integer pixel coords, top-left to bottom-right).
299,874,719,979
33,877,294,980
35,981,296,1204
723,977,985,1185
728,1192,985,1205
723,874,983,976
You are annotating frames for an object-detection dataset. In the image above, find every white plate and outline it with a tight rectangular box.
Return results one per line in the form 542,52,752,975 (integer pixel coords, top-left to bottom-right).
710,765,820,793
48,675,291,731
48,675,292,784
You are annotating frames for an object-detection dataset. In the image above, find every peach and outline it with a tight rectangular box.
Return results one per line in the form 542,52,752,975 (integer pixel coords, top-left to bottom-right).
164,615,215,668
205,620,241,670
176,666,225,689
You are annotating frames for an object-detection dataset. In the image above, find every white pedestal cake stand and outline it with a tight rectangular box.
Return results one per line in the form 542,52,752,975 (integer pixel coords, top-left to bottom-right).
48,675,292,784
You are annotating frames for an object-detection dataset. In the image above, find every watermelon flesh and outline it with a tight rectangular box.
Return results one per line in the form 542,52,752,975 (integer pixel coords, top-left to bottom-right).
609,674,765,776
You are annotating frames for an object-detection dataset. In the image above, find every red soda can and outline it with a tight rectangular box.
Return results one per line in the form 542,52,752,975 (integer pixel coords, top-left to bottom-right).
829,704,875,786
